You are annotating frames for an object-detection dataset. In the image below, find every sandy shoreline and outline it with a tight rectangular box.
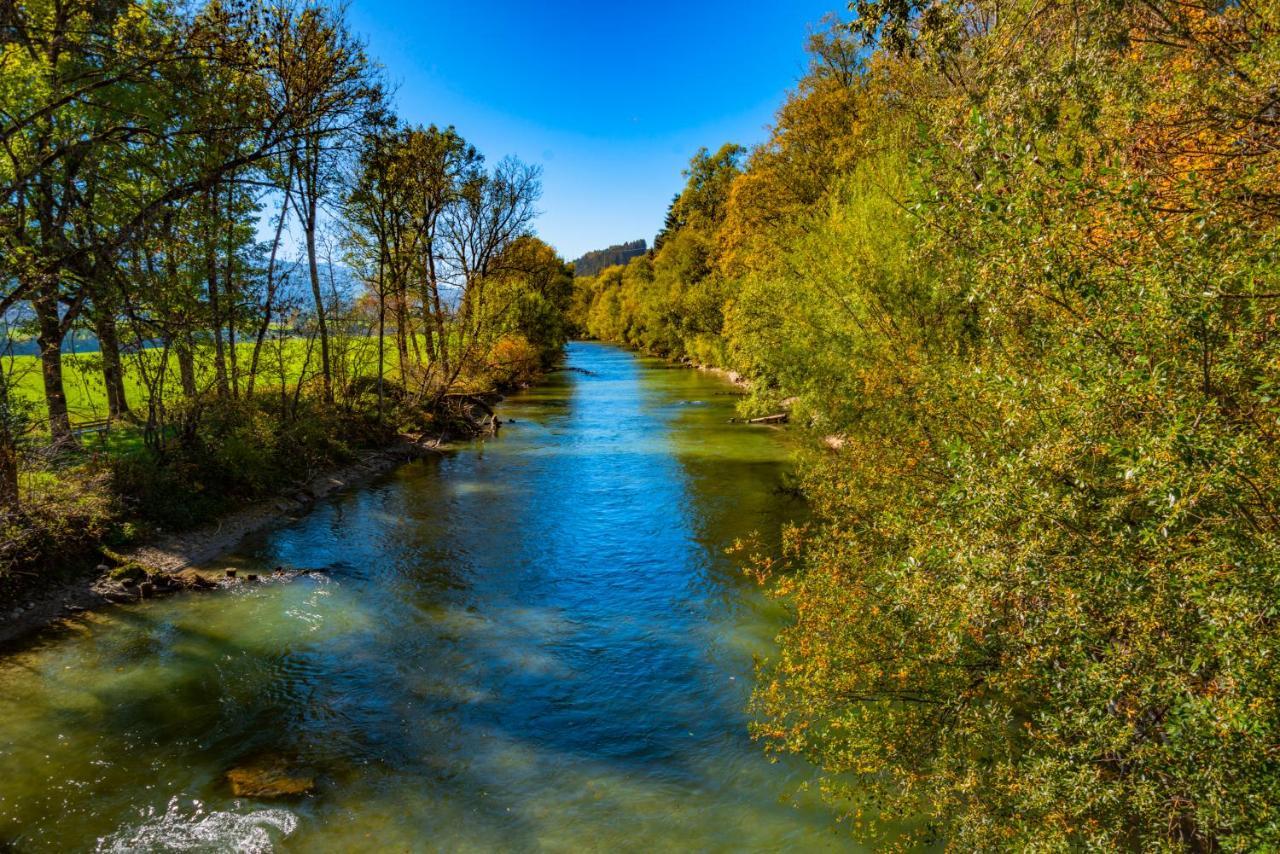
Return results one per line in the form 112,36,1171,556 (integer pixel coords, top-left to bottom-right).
0,434,453,649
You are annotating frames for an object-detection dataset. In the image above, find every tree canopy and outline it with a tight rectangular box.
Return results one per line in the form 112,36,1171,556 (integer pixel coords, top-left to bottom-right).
572,2,1280,848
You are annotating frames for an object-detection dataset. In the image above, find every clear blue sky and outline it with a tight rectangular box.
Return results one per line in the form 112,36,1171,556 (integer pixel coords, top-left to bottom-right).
345,1,842,261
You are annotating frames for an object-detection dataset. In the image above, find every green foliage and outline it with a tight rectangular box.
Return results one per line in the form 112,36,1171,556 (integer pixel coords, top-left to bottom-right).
109,395,377,530
581,2,1280,848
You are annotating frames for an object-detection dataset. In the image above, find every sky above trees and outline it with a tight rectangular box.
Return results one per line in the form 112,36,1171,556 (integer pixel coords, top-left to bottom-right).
344,0,838,259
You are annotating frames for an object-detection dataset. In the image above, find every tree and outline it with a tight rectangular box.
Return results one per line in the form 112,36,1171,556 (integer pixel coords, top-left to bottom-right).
573,0,1280,846
345,113,406,413
268,1,379,405
398,124,481,384
438,156,541,390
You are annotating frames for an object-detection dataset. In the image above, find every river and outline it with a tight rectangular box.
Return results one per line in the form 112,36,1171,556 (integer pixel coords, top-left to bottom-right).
0,342,850,852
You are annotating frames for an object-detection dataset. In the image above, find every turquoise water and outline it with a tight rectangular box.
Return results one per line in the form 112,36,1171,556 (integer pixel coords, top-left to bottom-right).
0,342,849,851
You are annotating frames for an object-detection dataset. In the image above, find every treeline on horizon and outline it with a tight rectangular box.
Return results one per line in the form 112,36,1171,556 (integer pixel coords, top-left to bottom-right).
572,2,1280,849
572,239,647,278
0,2,573,585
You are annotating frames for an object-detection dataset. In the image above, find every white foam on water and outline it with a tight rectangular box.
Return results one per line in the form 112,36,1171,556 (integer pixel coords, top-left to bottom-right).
95,796,298,853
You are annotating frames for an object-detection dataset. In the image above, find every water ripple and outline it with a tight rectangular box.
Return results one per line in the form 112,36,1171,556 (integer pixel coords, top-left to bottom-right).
95,797,296,853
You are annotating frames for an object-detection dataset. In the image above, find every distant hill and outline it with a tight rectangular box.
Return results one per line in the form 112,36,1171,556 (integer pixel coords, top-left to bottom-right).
573,240,647,278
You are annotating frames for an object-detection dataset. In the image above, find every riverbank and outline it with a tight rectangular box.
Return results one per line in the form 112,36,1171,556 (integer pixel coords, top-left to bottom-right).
0,432,456,649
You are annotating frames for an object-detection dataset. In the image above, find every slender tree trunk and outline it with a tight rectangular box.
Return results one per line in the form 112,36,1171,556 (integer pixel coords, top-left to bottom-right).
0,427,17,509
305,194,333,404
395,287,409,377
423,271,438,361
34,284,73,446
156,231,198,400
206,191,229,397
377,250,386,418
177,340,197,397
0,373,19,510
225,181,240,398
93,308,130,419
424,238,449,382
389,232,411,377
250,163,294,397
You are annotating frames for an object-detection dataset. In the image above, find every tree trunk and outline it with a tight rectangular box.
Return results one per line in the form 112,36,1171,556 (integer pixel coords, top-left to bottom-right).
0,428,17,510
424,238,449,382
34,285,74,446
0,373,19,510
206,191,229,397
225,181,240,398
305,195,333,404
377,252,386,418
395,286,409,378
177,340,197,398
250,165,293,398
93,308,130,419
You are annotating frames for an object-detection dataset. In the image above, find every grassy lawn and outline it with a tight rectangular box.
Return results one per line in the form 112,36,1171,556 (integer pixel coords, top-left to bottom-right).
4,335,405,427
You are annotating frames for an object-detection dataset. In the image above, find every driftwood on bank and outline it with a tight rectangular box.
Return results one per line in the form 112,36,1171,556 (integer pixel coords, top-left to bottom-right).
747,413,788,425
441,392,504,436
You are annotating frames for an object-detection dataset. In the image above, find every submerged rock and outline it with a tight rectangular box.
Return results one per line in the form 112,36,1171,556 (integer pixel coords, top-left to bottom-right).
225,757,315,799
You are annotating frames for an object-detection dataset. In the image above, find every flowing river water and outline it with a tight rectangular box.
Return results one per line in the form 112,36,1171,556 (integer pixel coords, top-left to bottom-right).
0,342,852,852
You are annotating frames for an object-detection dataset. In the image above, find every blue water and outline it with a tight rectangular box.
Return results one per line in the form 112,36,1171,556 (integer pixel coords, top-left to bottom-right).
0,342,849,851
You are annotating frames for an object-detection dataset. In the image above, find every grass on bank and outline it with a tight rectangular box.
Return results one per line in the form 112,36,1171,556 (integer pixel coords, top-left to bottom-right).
4,335,391,425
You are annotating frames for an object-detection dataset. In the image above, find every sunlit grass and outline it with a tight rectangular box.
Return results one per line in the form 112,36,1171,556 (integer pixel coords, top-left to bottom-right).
3,334,427,428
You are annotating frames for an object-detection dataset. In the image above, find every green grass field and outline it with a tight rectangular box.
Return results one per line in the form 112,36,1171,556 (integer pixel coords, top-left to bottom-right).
4,335,398,427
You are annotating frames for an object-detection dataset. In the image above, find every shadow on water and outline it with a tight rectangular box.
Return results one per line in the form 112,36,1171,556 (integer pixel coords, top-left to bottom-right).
0,342,852,852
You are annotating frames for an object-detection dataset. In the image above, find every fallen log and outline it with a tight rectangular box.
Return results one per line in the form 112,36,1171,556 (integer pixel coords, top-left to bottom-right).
747,413,788,425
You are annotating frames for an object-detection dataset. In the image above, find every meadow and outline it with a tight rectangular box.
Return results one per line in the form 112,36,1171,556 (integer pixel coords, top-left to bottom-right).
5,333,397,428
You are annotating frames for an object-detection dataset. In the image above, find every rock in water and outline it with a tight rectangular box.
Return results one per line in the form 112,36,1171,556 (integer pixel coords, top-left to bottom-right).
225,757,315,798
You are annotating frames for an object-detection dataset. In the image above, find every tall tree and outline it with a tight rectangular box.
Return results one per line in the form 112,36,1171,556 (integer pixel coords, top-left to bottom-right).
270,2,378,405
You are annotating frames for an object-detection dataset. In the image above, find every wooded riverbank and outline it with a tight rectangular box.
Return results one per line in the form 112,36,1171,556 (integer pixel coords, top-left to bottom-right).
568,3,1280,847
0,1,578,647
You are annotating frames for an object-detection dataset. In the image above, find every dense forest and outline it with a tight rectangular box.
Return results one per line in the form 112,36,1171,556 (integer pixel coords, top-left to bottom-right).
0,2,573,594
572,239,647,278
572,2,1280,850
